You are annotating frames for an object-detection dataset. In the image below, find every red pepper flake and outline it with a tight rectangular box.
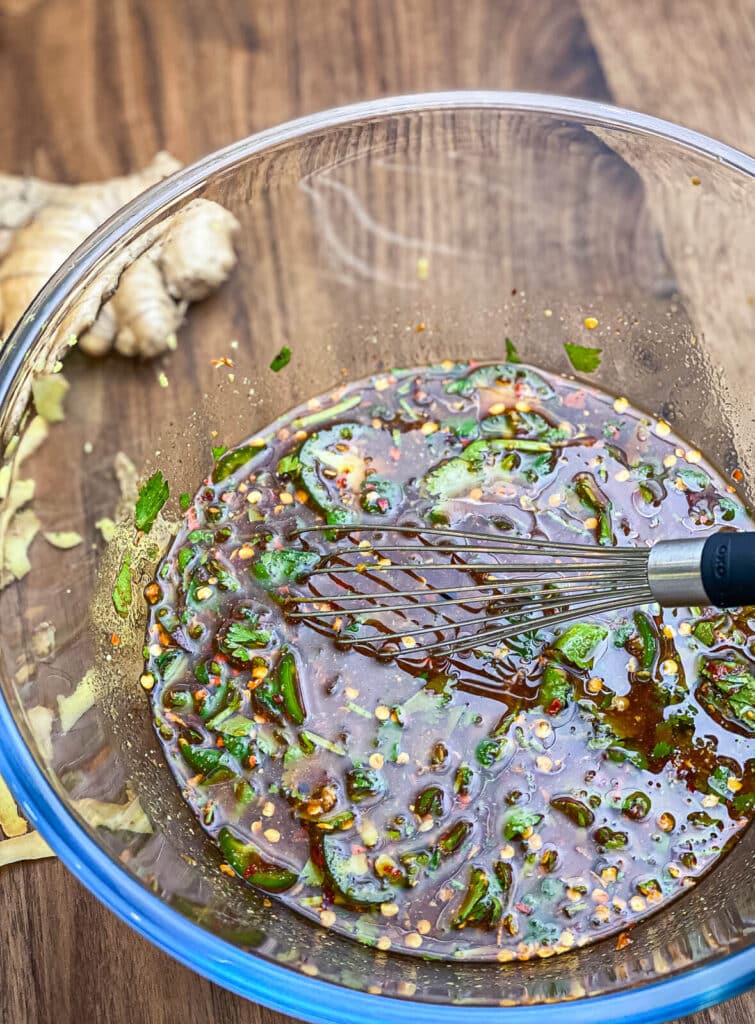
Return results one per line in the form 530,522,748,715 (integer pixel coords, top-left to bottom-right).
616,931,632,951
732,468,744,483
545,698,563,716
389,447,401,462
515,902,532,915
144,582,161,604
211,357,234,368
219,863,235,877
247,755,258,769
110,633,121,647
216,737,225,747
415,323,426,333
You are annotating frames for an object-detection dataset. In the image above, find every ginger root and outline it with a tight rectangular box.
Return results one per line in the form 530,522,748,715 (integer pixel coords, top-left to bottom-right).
0,152,180,338
0,158,240,864
79,199,239,358
0,153,240,436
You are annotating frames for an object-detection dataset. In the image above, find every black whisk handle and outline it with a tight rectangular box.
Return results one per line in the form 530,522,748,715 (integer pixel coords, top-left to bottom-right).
701,532,755,608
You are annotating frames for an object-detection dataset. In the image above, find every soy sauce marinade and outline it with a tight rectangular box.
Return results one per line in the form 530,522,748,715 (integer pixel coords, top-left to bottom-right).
145,361,755,960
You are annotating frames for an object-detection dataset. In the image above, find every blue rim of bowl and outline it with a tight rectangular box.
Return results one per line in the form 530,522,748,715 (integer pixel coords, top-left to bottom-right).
0,93,753,1023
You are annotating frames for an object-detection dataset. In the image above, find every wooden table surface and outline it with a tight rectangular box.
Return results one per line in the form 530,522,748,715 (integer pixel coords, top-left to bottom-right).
1,1,753,1022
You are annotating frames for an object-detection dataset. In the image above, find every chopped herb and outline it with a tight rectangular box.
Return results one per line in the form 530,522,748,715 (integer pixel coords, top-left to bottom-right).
504,337,521,363
270,346,291,372
212,444,229,461
564,342,602,373
692,620,717,647
277,453,300,475
112,553,132,617
503,808,543,841
220,621,272,660
134,471,169,533
179,492,191,512
652,740,675,759
554,623,608,669
252,548,319,587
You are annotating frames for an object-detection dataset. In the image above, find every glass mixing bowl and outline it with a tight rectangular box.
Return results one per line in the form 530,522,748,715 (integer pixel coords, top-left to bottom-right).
0,93,754,1024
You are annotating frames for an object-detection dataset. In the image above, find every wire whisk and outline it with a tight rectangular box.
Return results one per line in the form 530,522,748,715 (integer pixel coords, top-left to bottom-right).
283,524,755,662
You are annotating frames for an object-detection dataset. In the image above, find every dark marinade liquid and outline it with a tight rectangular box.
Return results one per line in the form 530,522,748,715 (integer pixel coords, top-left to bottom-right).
145,361,755,961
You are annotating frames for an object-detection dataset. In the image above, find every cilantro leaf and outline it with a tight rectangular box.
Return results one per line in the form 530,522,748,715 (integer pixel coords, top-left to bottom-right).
613,622,634,647
554,623,608,669
270,346,291,372
564,342,602,373
504,337,521,363
112,553,132,617
220,620,272,661
692,619,717,647
212,444,229,461
277,453,300,475
502,807,543,840
652,740,675,759
179,492,191,512
676,465,710,491
399,686,451,723
707,764,732,800
252,548,319,587
134,471,169,533
733,792,755,815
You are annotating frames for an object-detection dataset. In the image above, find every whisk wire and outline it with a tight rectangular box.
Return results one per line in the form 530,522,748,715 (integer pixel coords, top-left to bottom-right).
285,522,654,661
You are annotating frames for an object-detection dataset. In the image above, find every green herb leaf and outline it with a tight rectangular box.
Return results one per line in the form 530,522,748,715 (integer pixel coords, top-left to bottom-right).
564,342,602,373
504,337,520,363
277,453,300,475
502,808,543,841
652,740,675,759
676,465,710,491
179,492,191,512
252,548,319,587
112,553,132,617
220,621,272,661
212,444,229,461
270,346,291,372
707,764,732,800
700,656,755,733
299,858,325,886
692,619,717,647
134,471,169,533
554,623,608,669
733,792,755,815
613,622,634,647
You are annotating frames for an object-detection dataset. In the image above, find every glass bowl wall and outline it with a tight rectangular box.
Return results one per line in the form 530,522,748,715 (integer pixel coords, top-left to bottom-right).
0,94,753,1024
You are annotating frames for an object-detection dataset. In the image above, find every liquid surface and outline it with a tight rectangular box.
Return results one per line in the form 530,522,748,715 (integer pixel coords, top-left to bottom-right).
145,361,755,961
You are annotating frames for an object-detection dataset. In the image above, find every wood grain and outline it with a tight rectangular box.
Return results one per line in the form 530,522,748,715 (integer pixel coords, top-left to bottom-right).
0,1,753,1023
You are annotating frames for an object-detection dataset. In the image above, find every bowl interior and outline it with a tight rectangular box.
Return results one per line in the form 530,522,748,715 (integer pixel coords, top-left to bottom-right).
1,96,754,1016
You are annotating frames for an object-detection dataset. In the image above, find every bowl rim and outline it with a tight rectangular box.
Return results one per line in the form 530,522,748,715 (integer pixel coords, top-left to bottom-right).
1,91,754,1023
